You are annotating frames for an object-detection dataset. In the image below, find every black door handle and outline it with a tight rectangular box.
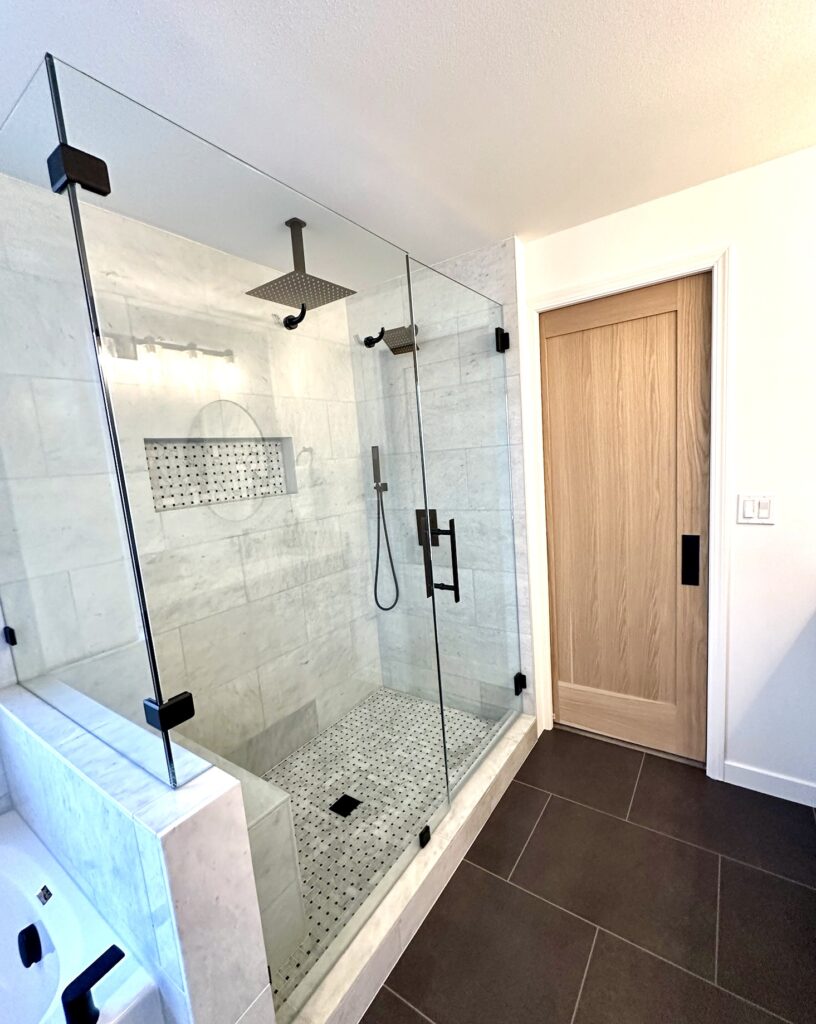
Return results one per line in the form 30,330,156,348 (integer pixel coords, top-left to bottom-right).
681,534,700,586
432,518,461,603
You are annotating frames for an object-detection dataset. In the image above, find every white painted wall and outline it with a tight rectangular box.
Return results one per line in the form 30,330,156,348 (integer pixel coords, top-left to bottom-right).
520,145,816,805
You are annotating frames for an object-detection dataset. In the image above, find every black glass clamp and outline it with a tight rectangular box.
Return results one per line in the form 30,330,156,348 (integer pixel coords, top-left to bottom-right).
47,143,111,197
143,692,196,733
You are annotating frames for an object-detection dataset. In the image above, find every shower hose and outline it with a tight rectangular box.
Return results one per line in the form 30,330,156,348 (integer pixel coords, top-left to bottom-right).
374,484,399,611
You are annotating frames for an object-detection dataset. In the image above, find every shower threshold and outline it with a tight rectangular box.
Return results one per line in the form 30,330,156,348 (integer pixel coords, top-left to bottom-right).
265,687,511,1014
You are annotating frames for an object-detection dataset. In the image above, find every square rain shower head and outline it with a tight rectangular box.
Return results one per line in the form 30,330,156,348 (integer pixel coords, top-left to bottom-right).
384,325,418,355
246,271,355,310
246,217,356,310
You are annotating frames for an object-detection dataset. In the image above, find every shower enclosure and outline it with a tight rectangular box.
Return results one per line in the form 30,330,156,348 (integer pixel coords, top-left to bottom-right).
0,56,523,1018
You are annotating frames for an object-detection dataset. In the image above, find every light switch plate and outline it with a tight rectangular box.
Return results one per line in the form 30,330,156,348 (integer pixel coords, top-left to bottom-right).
737,494,774,524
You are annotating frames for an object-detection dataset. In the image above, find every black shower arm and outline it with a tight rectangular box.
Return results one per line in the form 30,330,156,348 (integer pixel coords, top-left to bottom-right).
283,303,307,330
364,327,385,348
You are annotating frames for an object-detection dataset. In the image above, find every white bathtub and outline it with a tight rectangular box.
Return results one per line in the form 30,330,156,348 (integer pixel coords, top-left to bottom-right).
0,810,161,1024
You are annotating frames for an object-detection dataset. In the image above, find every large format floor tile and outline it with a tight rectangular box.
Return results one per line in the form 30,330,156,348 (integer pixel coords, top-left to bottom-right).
515,727,643,816
512,796,718,977
718,858,816,1024
466,780,549,878
388,860,595,1024
361,987,428,1023
629,754,816,886
574,931,781,1024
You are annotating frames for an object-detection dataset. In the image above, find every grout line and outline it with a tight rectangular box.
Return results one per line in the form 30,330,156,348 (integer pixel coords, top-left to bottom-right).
383,983,440,1023
714,855,722,985
569,927,599,1024
511,779,816,892
626,752,646,820
463,859,797,1024
507,793,551,881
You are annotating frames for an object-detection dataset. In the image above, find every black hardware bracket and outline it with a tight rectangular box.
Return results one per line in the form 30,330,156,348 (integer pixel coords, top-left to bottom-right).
283,303,307,330
3,626,17,647
419,824,431,848
416,508,440,547
364,326,385,348
495,327,510,353
514,672,527,697
143,692,196,733
48,143,111,197
681,534,701,586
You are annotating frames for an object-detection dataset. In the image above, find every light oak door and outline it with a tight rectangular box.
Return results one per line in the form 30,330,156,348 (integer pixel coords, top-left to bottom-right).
540,274,711,760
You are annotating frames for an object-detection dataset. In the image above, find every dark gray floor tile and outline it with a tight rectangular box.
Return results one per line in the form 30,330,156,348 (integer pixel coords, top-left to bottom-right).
512,796,718,977
718,859,816,1024
574,931,780,1024
467,780,549,878
629,755,816,887
515,727,643,817
361,987,429,1023
388,859,595,1024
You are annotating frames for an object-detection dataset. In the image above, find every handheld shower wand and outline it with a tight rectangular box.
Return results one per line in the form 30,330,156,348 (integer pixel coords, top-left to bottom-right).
371,446,399,611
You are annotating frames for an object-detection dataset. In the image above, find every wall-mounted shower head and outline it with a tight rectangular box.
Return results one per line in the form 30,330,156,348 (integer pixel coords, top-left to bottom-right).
246,218,356,314
363,324,418,355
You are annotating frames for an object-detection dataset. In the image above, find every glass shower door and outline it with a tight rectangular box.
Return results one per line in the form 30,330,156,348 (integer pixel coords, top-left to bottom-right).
408,259,522,793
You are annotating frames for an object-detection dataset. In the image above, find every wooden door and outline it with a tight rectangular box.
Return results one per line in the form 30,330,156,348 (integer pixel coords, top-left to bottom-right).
540,274,711,760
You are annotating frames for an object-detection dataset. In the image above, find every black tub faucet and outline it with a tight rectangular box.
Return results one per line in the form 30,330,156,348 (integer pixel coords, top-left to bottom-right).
62,944,124,1024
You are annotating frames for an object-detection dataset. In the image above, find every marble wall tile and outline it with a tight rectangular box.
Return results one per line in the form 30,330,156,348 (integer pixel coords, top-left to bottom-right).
180,589,307,691
0,375,46,479
0,474,127,582
466,447,512,511
0,265,96,381
0,572,83,678
179,670,264,758
301,567,369,642
230,701,319,776
70,558,143,655
31,378,113,476
240,519,346,601
142,537,247,630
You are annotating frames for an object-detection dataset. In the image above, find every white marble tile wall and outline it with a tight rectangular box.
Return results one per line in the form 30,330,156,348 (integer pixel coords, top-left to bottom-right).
79,200,384,776
346,244,533,722
0,173,154,737
0,168,383,781
0,685,273,1024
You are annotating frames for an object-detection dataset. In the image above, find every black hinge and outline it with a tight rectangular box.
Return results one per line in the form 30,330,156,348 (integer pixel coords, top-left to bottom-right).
143,692,195,732
3,626,17,647
47,144,111,197
514,671,527,696
495,327,510,353
419,824,431,848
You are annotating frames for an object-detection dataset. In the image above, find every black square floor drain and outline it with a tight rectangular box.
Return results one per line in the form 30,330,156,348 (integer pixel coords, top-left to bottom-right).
330,794,361,817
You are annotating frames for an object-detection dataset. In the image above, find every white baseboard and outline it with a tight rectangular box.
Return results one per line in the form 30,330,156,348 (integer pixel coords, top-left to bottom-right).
723,760,816,807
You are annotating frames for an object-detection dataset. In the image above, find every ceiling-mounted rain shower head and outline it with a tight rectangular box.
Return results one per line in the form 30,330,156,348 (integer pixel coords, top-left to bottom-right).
246,218,356,310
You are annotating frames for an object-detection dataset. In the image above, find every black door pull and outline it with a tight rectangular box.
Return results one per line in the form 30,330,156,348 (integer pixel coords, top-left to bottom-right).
681,534,700,586
415,510,461,603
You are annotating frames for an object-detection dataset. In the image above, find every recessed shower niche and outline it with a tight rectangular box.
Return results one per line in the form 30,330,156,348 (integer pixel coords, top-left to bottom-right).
145,436,297,512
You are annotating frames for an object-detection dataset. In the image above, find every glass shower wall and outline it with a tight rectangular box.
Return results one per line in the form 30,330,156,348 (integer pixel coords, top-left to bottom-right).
44,58,452,1014
0,61,199,783
409,260,523,791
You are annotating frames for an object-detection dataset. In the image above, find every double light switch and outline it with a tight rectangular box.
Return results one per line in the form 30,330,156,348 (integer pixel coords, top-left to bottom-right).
737,494,774,524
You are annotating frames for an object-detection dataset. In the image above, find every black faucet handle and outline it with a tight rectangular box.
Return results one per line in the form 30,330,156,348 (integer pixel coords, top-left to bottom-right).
62,944,125,1024
18,923,43,968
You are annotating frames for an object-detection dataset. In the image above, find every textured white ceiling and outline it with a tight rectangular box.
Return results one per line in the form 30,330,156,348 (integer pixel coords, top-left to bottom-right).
2,0,815,263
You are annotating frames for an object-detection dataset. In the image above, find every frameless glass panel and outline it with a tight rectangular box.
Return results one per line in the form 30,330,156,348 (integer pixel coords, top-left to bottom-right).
50,58,449,1017
408,258,523,794
0,60,200,784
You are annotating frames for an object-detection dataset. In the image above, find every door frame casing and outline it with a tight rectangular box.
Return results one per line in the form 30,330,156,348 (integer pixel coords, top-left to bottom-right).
518,244,732,780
